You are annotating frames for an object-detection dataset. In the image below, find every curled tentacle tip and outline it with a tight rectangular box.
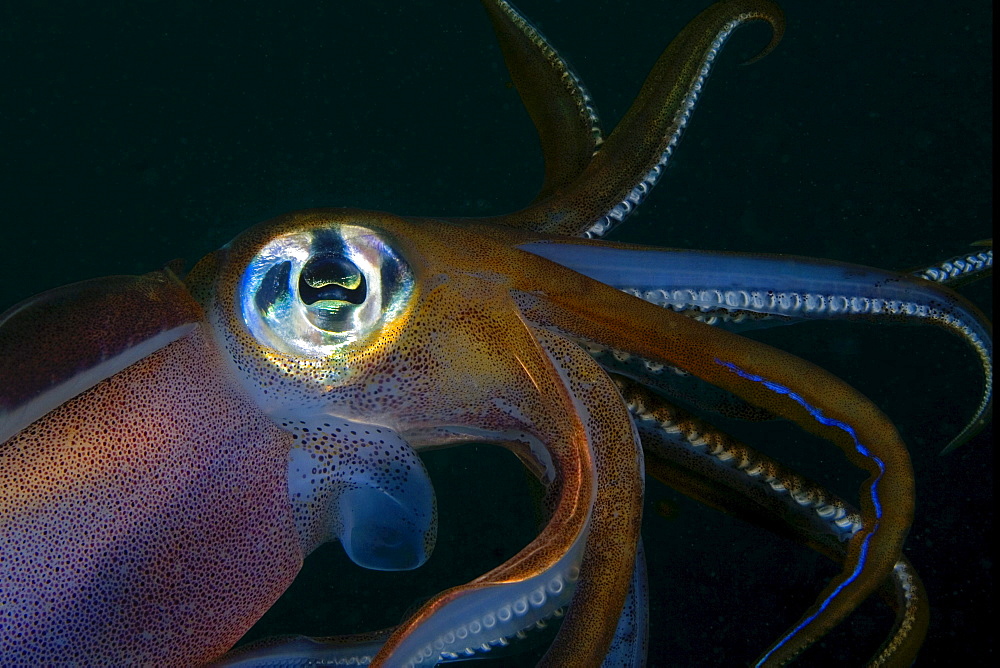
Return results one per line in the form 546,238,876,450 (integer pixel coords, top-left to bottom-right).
939,410,992,456
736,1,785,66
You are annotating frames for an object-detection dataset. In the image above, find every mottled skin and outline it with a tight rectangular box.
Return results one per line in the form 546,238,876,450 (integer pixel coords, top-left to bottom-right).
465,222,913,666
0,325,301,664
0,271,200,442
469,1,915,661
2,0,981,666
189,210,646,666
196,207,910,666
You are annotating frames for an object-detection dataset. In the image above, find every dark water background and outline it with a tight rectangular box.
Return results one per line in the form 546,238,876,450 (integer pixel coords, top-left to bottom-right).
1,0,991,665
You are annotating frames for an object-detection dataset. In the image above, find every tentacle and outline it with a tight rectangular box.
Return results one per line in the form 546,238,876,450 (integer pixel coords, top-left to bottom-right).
210,629,393,667
373,327,643,667
616,376,928,666
479,0,603,202
519,239,993,453
910,239,992,288
869,560,928,668
603,539,649,667
217,430,649,668
492,253,913,665
205,210,645,666
484,0,784,238
203,206,916,664
575,330,779,423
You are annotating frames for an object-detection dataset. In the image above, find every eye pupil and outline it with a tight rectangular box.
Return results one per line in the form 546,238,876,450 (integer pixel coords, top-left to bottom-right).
299,255,367,306
297,253,368,333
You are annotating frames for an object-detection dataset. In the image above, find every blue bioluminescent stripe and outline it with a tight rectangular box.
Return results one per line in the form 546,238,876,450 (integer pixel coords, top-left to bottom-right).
713,358,887,666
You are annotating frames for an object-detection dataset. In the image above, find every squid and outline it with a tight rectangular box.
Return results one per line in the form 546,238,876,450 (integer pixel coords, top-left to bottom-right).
0,0,991,666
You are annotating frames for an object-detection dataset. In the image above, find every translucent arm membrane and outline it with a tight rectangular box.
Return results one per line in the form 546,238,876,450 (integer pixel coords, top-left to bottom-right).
520,241,992,452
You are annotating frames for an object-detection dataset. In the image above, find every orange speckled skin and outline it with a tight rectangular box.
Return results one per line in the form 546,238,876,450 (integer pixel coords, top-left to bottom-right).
192,209,645,666
497,226,913,666
192,204,912,665
0,325,301,665
0,0,934,664
0,272,199,414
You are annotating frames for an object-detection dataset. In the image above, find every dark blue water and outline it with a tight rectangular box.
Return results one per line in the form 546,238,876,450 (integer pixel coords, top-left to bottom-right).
1,1,990,665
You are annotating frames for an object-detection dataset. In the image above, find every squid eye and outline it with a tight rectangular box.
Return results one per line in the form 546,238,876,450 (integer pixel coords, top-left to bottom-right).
239,224,414,358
